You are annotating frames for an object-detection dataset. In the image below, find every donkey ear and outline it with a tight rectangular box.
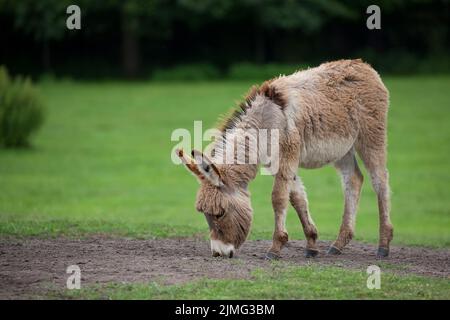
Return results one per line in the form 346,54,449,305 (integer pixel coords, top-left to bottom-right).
191,149,224,187
176,148,205,183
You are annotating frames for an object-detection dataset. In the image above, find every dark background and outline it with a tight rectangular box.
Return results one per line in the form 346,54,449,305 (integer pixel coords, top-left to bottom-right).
1,0,449,79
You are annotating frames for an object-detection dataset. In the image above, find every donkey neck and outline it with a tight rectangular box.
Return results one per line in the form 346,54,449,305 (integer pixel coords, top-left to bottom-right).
216,107,269,187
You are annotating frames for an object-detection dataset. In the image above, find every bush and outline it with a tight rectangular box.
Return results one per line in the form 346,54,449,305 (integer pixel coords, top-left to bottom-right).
228,63,309,80
0,66,45,148
151,63,222,81
357,49,450,74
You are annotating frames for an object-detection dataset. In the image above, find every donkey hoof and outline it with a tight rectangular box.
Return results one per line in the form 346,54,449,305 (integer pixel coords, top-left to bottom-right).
264,252,280,260
327,246,342,255
377,247,389,258
305,249,319,258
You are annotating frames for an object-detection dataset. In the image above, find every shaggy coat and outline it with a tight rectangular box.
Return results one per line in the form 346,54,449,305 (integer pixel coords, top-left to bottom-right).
178,59,393,258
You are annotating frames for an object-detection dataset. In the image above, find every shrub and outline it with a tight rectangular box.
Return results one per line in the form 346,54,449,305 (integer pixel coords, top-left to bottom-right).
228,63,308,80
357,49,450,74
0,66,45,148
151,63,222,81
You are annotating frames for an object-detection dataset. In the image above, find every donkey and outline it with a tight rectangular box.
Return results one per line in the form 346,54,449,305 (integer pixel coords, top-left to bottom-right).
176,59,393,259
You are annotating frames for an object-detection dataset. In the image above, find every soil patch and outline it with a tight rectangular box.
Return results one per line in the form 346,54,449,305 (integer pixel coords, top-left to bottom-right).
1,237,449,299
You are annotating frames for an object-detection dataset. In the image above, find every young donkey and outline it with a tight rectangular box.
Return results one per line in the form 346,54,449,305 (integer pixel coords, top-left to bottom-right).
177,59,393,259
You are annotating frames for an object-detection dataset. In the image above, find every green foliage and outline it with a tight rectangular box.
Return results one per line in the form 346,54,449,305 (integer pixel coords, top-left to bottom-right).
1,0,448,76
0,66,45,147
178,0,355,31
228,63,308,80
150,63,312,81
2,0,71,42
165,59,450,80
359,49,450,74
151,64,222,81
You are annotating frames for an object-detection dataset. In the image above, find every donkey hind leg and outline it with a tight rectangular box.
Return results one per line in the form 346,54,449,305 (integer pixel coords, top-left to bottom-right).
328,149,364,255
357,146,393,258
265,175,291,260
290,175,319,258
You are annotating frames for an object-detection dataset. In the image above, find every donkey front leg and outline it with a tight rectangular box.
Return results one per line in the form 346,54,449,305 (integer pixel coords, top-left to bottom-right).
328,150,364,255
266,175,291,260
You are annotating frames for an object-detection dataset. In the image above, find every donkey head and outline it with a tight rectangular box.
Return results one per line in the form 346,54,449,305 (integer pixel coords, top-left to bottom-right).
176,149,253,258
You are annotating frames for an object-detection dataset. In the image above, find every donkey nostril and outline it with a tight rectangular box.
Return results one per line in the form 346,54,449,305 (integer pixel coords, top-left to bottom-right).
229,251,234,258
212,251,221,257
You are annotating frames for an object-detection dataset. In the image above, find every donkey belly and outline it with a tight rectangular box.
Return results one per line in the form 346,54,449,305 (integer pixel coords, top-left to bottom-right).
299,135,355,169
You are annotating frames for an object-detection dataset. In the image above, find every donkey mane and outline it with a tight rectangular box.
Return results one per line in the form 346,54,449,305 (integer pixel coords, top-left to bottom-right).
217,77,288,134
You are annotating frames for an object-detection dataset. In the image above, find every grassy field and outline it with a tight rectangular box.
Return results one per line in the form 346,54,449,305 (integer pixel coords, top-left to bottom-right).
1,76,449,246
0,76,449,299
59,265,449,300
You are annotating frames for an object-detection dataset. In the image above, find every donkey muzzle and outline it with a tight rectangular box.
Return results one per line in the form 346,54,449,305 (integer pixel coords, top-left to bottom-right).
211,239,235,258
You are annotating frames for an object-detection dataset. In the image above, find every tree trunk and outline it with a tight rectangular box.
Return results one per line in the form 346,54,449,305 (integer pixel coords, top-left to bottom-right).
121,9,140,78
254,27,266,64
42,40,51,72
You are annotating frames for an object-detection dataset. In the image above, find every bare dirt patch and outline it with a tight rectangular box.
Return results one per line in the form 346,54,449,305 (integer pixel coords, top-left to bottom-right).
0,237,449,299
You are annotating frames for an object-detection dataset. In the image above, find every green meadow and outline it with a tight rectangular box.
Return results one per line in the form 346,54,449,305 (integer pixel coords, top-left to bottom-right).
1,76,449,247
1,76,450,299
60,265,449,300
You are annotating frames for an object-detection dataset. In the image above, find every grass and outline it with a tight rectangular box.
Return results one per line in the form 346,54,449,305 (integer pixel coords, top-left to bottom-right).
0,76,450,247
57,265,450,300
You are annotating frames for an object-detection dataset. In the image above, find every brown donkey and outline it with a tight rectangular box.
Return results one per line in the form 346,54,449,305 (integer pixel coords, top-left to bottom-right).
177,59,393,259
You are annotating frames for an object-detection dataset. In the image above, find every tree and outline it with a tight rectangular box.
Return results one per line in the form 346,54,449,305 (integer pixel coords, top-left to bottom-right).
178,0,356,63
1,0,71,71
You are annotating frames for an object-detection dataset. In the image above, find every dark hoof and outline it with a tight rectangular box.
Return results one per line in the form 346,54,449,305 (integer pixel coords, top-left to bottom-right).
377,247,389,258
305,249,319,258
327,246,342,255
264,252,280,260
